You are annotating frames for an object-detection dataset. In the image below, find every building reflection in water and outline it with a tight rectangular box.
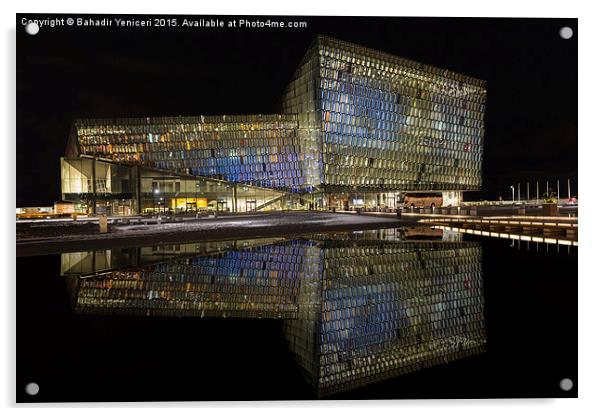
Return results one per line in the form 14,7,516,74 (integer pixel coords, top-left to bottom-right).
60,227,486,397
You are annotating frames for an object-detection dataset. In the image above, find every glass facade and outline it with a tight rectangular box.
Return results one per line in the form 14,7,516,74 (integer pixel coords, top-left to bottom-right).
282,35,486,193
62,157,137,215
62,36,486,213
69,114,306,191
61,231,485,396
61,157,312,215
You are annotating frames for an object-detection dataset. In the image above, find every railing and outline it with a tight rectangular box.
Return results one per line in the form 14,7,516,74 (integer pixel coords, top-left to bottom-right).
461,199,577,207
419,217,578,229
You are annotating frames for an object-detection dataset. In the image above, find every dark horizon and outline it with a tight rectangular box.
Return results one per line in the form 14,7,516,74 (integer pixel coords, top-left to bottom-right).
16,14,578,206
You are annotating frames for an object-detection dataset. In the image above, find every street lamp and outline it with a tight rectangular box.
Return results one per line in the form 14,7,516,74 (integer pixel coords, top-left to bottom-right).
510,186,515,203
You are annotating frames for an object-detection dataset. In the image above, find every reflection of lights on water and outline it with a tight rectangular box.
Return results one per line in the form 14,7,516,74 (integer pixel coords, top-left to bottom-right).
487,215,576,221
433,225,577,247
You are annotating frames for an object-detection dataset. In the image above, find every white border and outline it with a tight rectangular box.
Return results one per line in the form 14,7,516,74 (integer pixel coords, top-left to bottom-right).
2,1,600,415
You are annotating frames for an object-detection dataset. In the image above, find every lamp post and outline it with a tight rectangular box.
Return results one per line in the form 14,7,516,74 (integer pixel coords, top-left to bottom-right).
510,185,515,203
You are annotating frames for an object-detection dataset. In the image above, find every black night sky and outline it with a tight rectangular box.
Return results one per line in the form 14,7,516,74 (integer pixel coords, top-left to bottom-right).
16,14,577,206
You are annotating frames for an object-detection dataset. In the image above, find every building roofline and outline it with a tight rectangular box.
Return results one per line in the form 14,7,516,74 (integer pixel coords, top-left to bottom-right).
314,34,486,87
72,113,299,127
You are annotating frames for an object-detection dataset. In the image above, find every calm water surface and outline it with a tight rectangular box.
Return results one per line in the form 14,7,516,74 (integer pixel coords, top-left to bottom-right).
17,227,577,401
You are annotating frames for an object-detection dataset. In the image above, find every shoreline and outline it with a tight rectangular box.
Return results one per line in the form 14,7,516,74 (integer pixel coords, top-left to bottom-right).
17,212,417,257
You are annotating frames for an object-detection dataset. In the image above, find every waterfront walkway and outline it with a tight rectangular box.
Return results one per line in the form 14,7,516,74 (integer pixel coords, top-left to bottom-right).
16,212,418,257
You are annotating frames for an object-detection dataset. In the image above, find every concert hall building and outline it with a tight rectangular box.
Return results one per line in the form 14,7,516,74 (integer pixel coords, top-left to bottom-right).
61,35,486,215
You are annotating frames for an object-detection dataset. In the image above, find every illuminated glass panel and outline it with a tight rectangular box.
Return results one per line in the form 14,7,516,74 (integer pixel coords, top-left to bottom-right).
72,114,308,192
67,36,486,197
282,35,486,193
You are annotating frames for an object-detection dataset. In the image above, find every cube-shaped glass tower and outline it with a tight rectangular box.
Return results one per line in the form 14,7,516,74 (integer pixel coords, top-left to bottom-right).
282,35,486,193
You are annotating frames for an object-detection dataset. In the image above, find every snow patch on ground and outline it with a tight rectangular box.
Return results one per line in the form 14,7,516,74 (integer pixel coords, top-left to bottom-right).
19,213,402,243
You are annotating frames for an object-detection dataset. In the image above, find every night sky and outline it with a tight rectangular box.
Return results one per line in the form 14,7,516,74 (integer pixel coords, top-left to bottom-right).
16,14,577,206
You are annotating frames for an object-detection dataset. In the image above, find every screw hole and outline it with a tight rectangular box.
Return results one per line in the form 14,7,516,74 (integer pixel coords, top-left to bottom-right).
559,26,573,40
25,22,40,36
559,378,573,391
25,382,39,396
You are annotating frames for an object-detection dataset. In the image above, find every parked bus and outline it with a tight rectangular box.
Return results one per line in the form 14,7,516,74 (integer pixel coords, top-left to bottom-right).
402,193,443,209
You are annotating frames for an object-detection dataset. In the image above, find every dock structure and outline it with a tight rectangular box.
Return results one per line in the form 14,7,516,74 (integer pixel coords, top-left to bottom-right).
419,216,578,243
